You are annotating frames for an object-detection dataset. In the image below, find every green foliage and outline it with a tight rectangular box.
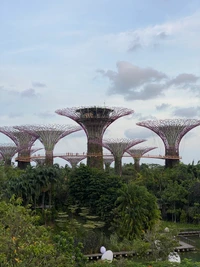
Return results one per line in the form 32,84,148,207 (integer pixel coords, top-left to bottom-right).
112,182,160,239
5,164,66,212
54,231,87,267
0,197,86,267
143,223,179,261
108,233,135,252
68,165,123,224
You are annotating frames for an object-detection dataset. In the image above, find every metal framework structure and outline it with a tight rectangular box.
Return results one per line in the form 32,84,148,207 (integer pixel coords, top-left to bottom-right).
92,138,146,176
0,144,19,166
127,146,157,171
55,106,134,169
136,119,200,168
58,155,87,168
15,124,82,165
0,126,38,169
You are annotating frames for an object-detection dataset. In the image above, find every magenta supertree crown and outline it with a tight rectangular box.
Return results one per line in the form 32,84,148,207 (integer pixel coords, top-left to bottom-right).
0,144,20,166
55,106,134,169
127,146,157,158
127,146,157,171
136,119,200,167
0,126,38,149
14,124,82,165
92,138,146,175
55,106,134,138
0,126,39,168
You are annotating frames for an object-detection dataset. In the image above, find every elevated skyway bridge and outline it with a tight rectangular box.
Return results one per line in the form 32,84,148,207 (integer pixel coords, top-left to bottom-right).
15,152,181,162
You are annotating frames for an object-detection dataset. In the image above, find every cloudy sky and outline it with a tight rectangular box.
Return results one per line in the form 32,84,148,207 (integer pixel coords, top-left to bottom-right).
1,0,200,166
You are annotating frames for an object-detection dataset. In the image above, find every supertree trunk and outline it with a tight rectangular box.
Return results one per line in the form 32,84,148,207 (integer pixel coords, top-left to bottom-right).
134,158,140,172
18,160,30,169
104,163,111,172
87,139,103,169
165,147,179,168
18,151,31,169
45,150,54,166
114,156,122,176
5,158,12,166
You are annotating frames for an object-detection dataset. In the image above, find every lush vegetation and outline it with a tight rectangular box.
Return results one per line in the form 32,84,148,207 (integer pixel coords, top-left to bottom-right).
0,160,200,266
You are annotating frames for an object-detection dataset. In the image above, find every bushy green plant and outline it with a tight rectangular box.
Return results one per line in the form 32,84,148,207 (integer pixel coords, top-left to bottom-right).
0,197,86,267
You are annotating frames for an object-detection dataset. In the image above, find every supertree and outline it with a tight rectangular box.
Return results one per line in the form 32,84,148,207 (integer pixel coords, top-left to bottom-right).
0,126,38,169
55,106,134,169
15,124,82,165
92,138,146,176
0,144,19,166
127,146,157,171
136,119,200,168
57,155,87,169
103,156,114,172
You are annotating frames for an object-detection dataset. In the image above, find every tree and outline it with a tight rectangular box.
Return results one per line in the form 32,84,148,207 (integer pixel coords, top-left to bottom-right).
68,165,123,225
162,181,188,222
113,182,160,240
0,197,86,267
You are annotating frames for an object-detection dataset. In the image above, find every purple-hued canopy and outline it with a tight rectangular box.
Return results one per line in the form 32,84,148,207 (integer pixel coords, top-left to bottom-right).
136,119,200,167
55,106,134,169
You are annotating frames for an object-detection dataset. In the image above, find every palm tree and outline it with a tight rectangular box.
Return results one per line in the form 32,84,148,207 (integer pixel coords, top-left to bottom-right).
114,182,160,239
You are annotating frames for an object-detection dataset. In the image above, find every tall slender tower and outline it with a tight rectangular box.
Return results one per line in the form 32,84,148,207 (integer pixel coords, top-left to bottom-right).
55,106,134,169
136,119,200,168
58,155,87,169
127,146,157,171
0,144,19,166
92,138,146,176
15,125,82,165
0,127,38,169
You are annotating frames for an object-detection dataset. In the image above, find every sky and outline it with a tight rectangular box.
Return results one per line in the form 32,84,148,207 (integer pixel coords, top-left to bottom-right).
1,0,200,167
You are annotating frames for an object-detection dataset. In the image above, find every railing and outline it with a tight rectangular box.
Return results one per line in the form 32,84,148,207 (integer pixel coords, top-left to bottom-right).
178,235,197,246
15,152,182,161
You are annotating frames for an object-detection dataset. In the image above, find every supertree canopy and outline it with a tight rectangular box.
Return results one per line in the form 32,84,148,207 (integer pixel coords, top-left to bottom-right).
92,138,146,176
55,106,134,169
15,124,82,165
136,119,200,168
0,144,20,166
0,126,38,169
127,146,157,171
58,155,87,169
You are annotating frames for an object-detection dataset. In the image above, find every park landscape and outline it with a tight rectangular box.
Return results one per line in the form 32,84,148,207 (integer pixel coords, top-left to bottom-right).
1,1,200,266
0,106,200,266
